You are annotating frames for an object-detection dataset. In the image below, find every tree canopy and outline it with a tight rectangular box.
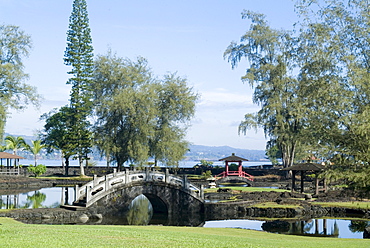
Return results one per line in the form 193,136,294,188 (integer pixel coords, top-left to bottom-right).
92,52,198,169
294,0,370,191
0,25,40,139
54,0,94,176
225,0,370,191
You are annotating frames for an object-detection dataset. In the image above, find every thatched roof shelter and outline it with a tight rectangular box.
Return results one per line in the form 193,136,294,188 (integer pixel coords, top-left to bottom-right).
0,152,25,159
0,152,24,175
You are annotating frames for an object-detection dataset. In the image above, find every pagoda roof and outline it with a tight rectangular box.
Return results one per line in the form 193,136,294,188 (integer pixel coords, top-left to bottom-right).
219,153,249,162
281,163,325,171
0,152,25,159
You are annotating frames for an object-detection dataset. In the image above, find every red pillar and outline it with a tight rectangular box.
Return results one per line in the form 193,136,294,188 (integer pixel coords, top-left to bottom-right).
238,161,242,176
225,162,229,177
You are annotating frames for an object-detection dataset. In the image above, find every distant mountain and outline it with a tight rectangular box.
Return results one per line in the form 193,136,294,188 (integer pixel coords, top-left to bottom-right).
3,133,267,162
185,145,267,162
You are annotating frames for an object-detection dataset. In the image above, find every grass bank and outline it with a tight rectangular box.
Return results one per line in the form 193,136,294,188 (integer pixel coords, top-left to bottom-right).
204,186,288,193
0,218,368,247
38,175,92,181
312,201,370,210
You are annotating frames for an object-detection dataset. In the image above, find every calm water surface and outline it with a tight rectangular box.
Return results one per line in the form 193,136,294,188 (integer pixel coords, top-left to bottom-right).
1,187,369,239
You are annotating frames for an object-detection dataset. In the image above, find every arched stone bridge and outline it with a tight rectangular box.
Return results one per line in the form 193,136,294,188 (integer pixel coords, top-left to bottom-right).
72,169,205,225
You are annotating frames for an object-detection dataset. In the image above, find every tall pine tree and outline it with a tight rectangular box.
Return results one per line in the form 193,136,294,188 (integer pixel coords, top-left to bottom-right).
64,0,94,176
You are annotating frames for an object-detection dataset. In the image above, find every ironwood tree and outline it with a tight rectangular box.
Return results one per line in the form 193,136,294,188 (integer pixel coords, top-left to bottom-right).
224,10,343,169
149,73,197,167
92,52,197,169
224,11,305,168
295,0,370,191
0,25,40,139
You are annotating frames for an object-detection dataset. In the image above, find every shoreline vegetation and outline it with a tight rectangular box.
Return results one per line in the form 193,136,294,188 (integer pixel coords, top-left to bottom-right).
0,217,369,247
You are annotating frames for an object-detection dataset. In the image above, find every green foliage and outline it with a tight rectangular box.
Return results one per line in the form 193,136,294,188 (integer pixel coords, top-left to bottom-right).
200,160,213,167
265,140,282,165
26,191,46,208
292,0,370,190
41,0,94,177
348,220,369,233
201,170,212,179
63,0,94,175
5,135,26,155
41,107,76,158
225,5,352,170
27,164,46,177
0,25,40,139
225,11,306,168
92,52,198,169
25,140,46,166
126,195,152,225
228,163,238,171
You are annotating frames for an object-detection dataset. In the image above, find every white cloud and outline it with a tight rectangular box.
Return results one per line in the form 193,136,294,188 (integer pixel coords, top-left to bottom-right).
198,88,256,110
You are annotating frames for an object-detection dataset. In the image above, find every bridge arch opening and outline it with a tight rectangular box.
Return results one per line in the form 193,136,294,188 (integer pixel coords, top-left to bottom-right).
143,193,168,224
127,194,153,225
126,194,168,225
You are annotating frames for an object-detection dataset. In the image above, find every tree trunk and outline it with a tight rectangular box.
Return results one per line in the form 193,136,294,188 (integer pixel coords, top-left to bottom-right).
281,141,296,178
65,157,70,176
106,153,110,168
79,157,85,176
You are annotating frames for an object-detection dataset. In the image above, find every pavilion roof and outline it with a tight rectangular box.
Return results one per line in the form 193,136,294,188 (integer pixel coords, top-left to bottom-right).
0,152,25,159
219,153,249,162
281,163,325,171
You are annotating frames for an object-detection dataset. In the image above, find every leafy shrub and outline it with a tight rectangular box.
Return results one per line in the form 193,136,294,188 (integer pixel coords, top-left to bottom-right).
202,170,213,179
28,164,47,177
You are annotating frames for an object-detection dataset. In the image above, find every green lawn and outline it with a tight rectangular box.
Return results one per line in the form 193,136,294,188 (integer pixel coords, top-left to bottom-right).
0,218,369,247
204,186,288,193
312,201,370,210
250,201,303,209
38,175,92,181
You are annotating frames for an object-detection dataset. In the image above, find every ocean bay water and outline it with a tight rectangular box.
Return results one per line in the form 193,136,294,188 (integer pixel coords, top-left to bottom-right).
19,159,272,168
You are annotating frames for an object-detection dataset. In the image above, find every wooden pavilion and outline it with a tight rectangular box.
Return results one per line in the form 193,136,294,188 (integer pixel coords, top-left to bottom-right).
0,152,25,175
217,153,254,181
282,163,325,194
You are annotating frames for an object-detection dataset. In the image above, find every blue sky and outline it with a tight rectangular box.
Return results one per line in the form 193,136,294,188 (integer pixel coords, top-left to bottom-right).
1,0,298,150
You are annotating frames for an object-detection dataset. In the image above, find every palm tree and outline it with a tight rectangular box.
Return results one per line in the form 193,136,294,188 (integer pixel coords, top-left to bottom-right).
26,191,46,209
5,136,26,155
25,140,46,166
0,144,6,152
5,136,26,169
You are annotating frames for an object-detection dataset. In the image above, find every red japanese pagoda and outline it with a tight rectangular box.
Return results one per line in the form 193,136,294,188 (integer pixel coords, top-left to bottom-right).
216,153,254,181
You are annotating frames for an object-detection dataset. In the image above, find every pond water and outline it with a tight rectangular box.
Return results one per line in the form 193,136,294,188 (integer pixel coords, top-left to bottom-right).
0,187,75,209
204,219,369,239
1,187,369,239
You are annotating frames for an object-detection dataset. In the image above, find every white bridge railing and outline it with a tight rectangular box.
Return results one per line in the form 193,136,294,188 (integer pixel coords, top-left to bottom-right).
74,169,203,207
